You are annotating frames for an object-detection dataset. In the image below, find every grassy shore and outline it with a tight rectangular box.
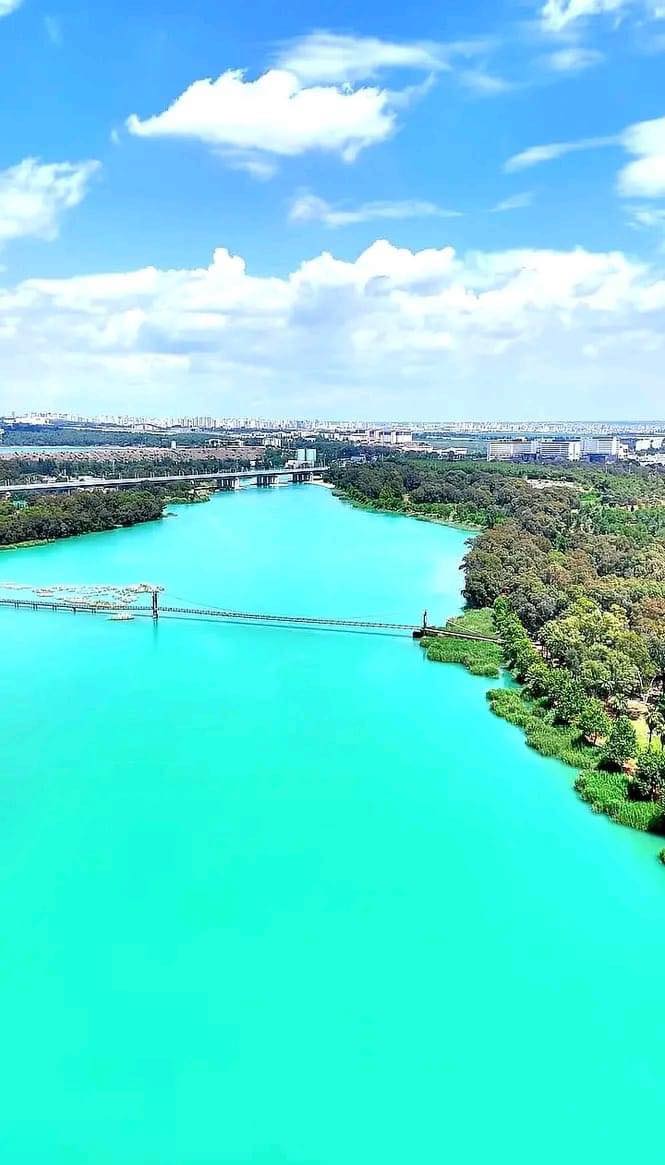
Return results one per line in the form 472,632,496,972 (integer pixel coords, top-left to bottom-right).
575,770,665,833
488,688,602,770
0,538,54,551
332,470,665,850
488,687,665,836
421,603,665,838
421,607,503,677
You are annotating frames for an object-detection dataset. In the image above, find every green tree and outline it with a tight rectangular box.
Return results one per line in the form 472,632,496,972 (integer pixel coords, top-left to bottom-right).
578,700,611,746
603,716,638,770
646,708,665,750
546,671,586,725
631,752,665,802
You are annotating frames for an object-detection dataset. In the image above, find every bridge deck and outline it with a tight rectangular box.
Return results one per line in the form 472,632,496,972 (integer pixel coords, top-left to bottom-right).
0,466,327,496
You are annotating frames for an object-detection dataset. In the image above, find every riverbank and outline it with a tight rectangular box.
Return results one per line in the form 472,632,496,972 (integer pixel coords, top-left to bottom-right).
0,487,166,549
331,486,482,533
331,460,665,853
420,609,503,677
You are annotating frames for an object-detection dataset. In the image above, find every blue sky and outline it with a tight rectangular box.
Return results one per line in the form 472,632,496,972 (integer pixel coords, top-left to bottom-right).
0,0,664,419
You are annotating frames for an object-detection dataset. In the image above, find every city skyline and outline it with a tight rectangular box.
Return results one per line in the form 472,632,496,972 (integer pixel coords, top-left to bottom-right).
0,1,664,417
3,409,665,435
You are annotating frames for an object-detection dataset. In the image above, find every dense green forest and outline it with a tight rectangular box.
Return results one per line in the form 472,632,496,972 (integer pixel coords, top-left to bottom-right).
0,489,166,546
330,457,665,841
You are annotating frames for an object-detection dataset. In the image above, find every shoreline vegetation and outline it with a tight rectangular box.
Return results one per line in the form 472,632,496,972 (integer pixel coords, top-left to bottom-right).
0,488,168,549
0,479,218,550
422,608,503,677
330,487,482,532
330,457,665,855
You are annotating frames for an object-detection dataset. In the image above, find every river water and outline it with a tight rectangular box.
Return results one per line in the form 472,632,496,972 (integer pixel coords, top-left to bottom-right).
0,485,664,1163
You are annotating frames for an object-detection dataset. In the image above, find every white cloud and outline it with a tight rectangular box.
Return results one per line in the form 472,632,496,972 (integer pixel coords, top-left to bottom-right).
492,192,534,212
275,31,449,84
2,240,664,417
541,0,631,30
540,0,664,29
226,154,277,180
506,115,665,197
0,158,100,247
274,31,493,88
459,70,515,96
126,69,397,166
544,46,605,71
629,205,665,227
44,15,63,46
505,135,616,171
618,115,665,197
289,192,461,227
0,0,23,16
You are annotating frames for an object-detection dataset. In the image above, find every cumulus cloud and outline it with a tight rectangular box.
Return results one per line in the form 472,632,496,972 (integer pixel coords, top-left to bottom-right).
0,158,100,247
0,0,23,16
126,69,397,166
2,239,664,417
289,192,460,227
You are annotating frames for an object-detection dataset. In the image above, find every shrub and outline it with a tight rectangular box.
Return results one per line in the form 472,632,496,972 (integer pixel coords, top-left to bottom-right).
423,635,502,677
630,751,665,802
488,688,600,771
576,770,665,835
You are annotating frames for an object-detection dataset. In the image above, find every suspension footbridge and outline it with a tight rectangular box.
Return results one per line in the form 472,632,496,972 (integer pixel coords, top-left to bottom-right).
0,589,499,641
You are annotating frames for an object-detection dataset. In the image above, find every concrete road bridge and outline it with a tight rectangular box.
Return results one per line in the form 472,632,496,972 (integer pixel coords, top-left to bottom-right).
0,466,327,497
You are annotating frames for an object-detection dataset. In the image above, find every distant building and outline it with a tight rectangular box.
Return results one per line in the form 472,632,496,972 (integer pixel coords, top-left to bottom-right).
488,438,581,463
345,428,413,447
437,447,469,461
367,428,413,446
582,436,620,463
537,440,581,462
487,439,536,461
635,435,665,453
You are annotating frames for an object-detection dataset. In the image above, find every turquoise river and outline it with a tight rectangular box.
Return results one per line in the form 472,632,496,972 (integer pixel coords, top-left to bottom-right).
1,484,664,1163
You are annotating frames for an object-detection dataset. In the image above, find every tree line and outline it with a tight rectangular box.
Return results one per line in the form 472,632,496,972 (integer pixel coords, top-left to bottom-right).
0,489,166,546
0,451,284,486
330,457,665,830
